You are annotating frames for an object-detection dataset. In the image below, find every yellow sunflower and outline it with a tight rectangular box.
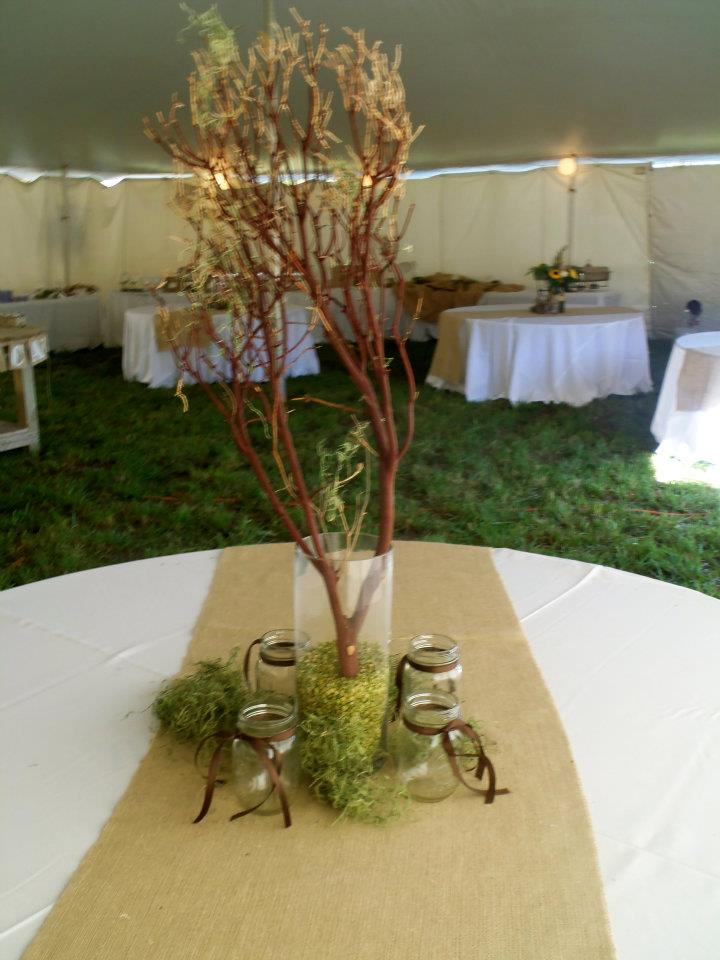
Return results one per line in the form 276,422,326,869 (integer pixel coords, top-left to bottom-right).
548,268,562,280
568,268,578,279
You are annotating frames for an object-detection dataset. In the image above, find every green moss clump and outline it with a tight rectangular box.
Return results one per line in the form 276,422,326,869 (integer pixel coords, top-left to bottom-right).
152,648,248,742
297,640,407,823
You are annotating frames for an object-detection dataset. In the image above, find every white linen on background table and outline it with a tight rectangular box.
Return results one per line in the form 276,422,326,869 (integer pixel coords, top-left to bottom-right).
102,291,188,347
1,548,719,960
122,304,320,388
428,307,652,405
651,331,720,465
481,290,622,307
0,296,102,352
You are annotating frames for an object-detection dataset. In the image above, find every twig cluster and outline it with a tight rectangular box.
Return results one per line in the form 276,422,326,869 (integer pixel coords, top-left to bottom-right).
145,8,422,677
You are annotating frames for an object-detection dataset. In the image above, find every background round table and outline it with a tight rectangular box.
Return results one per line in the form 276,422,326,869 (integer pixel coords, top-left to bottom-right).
102,290,189,347
651,330,720,466
426,306,652,405
1,547,718,960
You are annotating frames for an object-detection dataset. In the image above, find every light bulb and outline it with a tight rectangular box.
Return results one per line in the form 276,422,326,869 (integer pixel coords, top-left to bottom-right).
558,156,578,177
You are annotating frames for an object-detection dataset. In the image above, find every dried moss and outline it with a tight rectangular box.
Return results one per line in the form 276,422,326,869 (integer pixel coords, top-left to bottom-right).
297,640,407,823
152,648,248,742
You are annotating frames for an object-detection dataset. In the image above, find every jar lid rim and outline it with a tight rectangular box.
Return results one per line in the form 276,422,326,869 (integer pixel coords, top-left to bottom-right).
239,697,297,735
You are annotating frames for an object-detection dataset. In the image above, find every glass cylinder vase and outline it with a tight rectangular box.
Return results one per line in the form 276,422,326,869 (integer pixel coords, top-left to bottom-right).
294,533,393,786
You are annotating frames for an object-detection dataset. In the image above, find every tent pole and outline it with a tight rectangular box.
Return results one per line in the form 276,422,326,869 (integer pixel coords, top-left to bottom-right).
60,164,71,290
263,0,275,37
566,171,577,264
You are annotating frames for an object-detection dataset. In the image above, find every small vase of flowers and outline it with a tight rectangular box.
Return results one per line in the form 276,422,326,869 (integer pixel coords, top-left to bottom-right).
528,248,578,313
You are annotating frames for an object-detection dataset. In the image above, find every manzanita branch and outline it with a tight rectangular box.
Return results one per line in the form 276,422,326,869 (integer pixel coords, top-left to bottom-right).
145,9,420,677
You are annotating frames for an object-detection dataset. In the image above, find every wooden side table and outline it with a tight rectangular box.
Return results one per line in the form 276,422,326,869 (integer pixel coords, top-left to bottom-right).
0,324,47,455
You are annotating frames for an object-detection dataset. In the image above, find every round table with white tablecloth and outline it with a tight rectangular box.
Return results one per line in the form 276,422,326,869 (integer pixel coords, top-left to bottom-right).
102,291,189,347
426,306,652,405
122,304,320,388
1,546,719,960
0,295,102,352
651,331,720,465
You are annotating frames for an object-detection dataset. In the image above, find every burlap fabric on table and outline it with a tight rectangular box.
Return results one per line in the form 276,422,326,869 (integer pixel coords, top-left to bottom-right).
403,278,525,324
22,542,615,960
677,347,720,411
403,275,490,323
153,308,215,352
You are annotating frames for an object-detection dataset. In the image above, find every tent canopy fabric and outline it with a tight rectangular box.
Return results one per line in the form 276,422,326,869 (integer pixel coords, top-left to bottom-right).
2,0,720,174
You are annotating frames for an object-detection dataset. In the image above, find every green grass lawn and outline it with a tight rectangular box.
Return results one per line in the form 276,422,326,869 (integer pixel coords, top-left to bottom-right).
1,340,719,597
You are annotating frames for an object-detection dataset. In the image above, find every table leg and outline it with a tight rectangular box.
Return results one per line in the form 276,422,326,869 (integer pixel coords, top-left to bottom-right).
13,365,40,453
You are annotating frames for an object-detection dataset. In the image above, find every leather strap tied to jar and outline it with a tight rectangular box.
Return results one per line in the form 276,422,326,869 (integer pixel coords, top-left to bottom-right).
193,726,294,828
402,714,507,804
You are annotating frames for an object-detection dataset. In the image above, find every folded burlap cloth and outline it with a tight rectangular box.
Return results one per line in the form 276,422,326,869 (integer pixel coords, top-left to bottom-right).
404,276,525,323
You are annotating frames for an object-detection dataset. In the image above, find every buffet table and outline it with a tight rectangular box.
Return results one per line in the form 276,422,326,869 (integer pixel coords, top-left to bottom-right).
0,296,102,352
427,306,652,405
1,546,718,959
122,304,320,388
651,331,720,466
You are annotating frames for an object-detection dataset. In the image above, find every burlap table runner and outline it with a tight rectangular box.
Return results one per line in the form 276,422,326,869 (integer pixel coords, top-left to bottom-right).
427,311,469,387
22,541,614,960
677,347,720,411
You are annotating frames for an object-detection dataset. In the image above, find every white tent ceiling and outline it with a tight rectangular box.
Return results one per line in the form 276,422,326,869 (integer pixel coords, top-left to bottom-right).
2,0,720,173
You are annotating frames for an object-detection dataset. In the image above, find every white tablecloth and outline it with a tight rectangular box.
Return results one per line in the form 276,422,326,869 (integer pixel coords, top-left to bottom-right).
427,307,652,405
0,296,102,352
481,289,622,308
102,291,189,347
122,305,320,388
651,331,720,465
1,547,718,959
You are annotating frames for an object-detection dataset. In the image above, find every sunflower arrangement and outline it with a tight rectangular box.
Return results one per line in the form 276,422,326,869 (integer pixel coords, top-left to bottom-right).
527,247,579,293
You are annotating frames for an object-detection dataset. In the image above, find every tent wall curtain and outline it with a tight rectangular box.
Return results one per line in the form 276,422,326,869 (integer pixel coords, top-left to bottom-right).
650,166,720,337
2,164,716,335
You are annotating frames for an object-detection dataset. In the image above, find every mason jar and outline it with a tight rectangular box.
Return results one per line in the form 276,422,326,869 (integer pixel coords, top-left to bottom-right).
232,695,299,816
394,690,461,802
400,634,461,705
254,629,305,700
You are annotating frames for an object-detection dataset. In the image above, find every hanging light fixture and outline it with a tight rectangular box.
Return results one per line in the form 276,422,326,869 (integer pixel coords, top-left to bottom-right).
558,155,578,177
